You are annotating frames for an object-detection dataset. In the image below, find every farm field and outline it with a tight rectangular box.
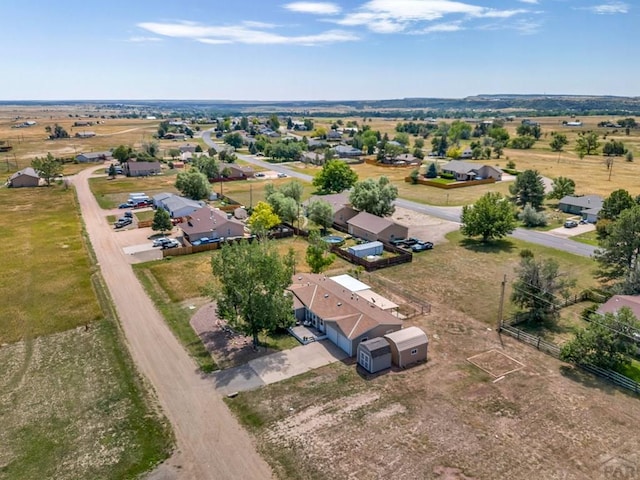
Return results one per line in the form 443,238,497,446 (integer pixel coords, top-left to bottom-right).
0,185,171,479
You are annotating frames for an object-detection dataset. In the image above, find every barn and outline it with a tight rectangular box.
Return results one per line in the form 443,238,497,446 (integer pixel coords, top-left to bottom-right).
357,337,391,374
384,327,428,368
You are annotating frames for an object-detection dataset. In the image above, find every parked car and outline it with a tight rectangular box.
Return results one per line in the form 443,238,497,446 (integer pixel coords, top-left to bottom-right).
412,241,434,252
390,238,407,247
118,202,131,209
152,237,172,247
277,173,287,178
114,217,133,229
402,237,420,247
124,211,133,218
564,220,578,228
255,172,266,178
161,239,181,249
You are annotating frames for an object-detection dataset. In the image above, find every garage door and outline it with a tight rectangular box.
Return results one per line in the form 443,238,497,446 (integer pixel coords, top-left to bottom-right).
337,333,351,356
326,325,338,344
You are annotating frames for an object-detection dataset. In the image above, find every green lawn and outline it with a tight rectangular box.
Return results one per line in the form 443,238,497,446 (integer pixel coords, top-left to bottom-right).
0,184,171,479
89,173,180,209
572,229,600,246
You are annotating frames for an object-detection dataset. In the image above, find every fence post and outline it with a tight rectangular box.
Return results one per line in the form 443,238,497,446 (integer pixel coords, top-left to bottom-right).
537,337,541,350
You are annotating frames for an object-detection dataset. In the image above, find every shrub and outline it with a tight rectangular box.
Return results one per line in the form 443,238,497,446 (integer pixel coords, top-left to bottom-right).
506,160,516,169
580,303,599,321
519,204,547,227
440,172,455,180
409,169,419,184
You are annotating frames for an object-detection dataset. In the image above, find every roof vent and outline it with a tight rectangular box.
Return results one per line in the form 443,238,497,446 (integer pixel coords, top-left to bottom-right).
324,294,329,298
337,302,342,307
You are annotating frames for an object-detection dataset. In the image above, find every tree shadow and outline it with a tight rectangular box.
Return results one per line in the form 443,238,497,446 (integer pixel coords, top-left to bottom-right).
459,237,517,254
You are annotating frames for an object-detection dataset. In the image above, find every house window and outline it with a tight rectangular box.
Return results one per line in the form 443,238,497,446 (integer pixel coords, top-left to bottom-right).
411,348,418,355
319,319,323,325
360,337,368,343
359,351,370,370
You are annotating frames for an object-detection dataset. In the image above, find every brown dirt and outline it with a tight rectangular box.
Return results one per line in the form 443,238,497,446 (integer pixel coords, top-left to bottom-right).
391,205,460,244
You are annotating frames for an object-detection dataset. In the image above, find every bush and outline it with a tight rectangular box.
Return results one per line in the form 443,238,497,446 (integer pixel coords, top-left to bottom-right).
409,169,419,184
519,204,548,227
506,160,516,169
440,172,455,180
580,303,600,321
502,168,519,175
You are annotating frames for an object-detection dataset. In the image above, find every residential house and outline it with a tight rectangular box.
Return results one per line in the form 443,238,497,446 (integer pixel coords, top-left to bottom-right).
441,161,502,181
153,193,203,218
333,145,363,158
301,151,324,165
75,131,96,138
181,206,245,243
76,151,113,163
307,139,328,149
558,195,603,223
163,132,186,141
384,327,428,368
124,161,162,177
393,153,420,165
460,147,473,159
347,211,408,243
8,167,40,187
220,163,254,179
289,273,402,356
305,192,358,228
597,295,640,319
357,337,392,373
327,130,342,141
179,143,198,153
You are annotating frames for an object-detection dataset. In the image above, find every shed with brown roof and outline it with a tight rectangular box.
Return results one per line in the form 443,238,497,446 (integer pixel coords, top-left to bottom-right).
384,327,428,368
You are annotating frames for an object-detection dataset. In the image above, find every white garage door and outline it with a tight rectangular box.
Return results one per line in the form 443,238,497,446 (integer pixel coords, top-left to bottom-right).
326,325,338,344
337,333,351,356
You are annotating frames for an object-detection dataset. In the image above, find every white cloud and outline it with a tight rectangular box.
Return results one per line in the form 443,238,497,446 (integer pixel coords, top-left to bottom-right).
332,0,531,33
283,2,341,15
584,2,629,14
127,36,163,43
137,21,358,46
420,22,464,33
518,0,538,4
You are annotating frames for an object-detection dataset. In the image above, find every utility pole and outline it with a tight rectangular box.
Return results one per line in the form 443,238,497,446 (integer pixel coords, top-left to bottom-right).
497,274,507,331
608,156,614,181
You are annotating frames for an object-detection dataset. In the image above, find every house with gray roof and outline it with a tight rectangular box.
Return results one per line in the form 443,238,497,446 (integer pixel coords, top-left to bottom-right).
558,195,603,223
333,145,363,158
347,211,408,243
441,161,502,181
76,151,112,163
124,161,161,177
305,192,358,228
154,193,203,218
8,167,40,187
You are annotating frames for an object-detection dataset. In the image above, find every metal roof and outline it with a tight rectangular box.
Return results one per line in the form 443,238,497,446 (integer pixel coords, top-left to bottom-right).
330,274,370,292
384,327,428,351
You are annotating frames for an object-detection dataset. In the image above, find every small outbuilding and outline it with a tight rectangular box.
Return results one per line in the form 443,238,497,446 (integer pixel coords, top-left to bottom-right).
8,167,40,188
357,337,392,374
384,326,428,368
348,241,383,258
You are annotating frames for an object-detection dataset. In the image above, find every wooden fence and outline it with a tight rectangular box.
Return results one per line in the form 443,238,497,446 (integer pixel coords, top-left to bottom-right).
330,243,412,272
364,158,418,168
404,177,496,189
499,323,640,395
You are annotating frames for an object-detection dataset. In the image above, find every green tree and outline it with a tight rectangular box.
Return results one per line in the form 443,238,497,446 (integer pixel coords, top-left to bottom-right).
142,141,160,158
112,144,133,163
509,169,545,209
108,163,117,178
511,254,575,325
600,189,635,221
307,199,334,233
194,156,219,180
547,176,576,200
595,205,640,293
279,180,304,203
31,153,63,186
488,126,510,144
603,139,626,156
549,133,568,152
175,169,211,200
561,307,640,370
247,201,280,235
460,192,517,242
575,131,600,156
362,130,378,155
224,133,243,149
267,114,280,130
240,116,249,131
195,144,203,153
393,132,410,147
211,240,295,349
152,208,172,236
519,204,547,227
167,148,180,160
380,142,404,162
409,168,420,184
312,160,358,193
46,124,69,139
414,137,425,149
492,142,504,159
306,230,335,274
448,120,472,144
267,192,298,225
425,162,438,178
349,176,398,217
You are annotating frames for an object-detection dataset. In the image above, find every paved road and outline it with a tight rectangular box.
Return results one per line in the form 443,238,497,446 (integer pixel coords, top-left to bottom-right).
72,167,272,480
202,130,598,258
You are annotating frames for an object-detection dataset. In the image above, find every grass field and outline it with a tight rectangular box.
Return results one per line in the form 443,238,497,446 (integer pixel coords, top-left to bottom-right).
89,172,180,209
0,184,171,479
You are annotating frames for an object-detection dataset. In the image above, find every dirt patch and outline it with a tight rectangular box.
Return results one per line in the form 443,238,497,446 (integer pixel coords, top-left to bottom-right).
190,302,278,369
392,206,460,245
467,349,524,378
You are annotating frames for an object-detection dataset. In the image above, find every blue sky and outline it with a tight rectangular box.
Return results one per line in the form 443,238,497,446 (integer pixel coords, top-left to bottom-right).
1,0,636,100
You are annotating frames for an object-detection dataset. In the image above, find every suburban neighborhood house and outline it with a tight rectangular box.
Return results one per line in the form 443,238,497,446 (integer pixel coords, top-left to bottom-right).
221,163,254,179
347,211,409,243
8,167,40,187
288,273,402,356
558,194,603,223
306,192,358,228
76,151,113,163
180,206,245,243
153,193,203,218
597,295,640,319
333,145,363,158
441,161,503,181
124,160,162,177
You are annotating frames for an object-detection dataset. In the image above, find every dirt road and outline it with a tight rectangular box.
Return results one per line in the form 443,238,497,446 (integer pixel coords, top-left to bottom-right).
72,167,272,480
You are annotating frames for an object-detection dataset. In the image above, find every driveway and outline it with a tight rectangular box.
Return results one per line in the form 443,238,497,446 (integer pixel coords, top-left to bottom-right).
548,222,596,238
71,166,272,480
212,341,348,396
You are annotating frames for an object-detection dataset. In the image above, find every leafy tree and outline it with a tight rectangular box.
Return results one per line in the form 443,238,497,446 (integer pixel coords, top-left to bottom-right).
224,133,243,149
595,205,640,293
488,126,510,144
575,131,600,156
112,144,133,163
409,168,420,184
247,201,280,235
362,130,378,154
626,151,634,162
505,160,516,170
393,132,410,146
349,176,398,217
509,136,536,149
414,137,425,149
108,163,117,178
561,307,640,370
267,192,298,225
511,254,575,325
240,116,249,131
279,180,304,203
152,207,172,235
167,148,180,160
31,152,63,186
194,155,219,180
547,176,576,200
267,114,280,130
516,123,541,139
446,146,462,159
602,139,626,156
175,169,210,200
195,144,203,153
431,134,448,157
448,120,472,144
306,230,335,274
460,192,517,242
519,204,547,227
307,199,334,233
142,141,160,158
248,142,258,155
379,142,404,162
509,169,545,209
492,142,504,158
312,160,358,193
425,162,438,178
549,132,568,152
600,189,635,221
211,240,295,349
46,124,69,139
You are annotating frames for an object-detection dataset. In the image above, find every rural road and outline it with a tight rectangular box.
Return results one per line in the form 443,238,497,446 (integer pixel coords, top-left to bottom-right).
72,167,272,480
202,130,597,258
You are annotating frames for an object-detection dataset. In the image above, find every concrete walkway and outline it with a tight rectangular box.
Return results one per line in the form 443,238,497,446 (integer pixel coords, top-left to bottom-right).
212,341,348,396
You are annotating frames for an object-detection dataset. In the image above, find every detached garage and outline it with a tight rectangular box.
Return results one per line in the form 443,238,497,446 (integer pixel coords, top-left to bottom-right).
357,337,391,374
384,327,428,368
